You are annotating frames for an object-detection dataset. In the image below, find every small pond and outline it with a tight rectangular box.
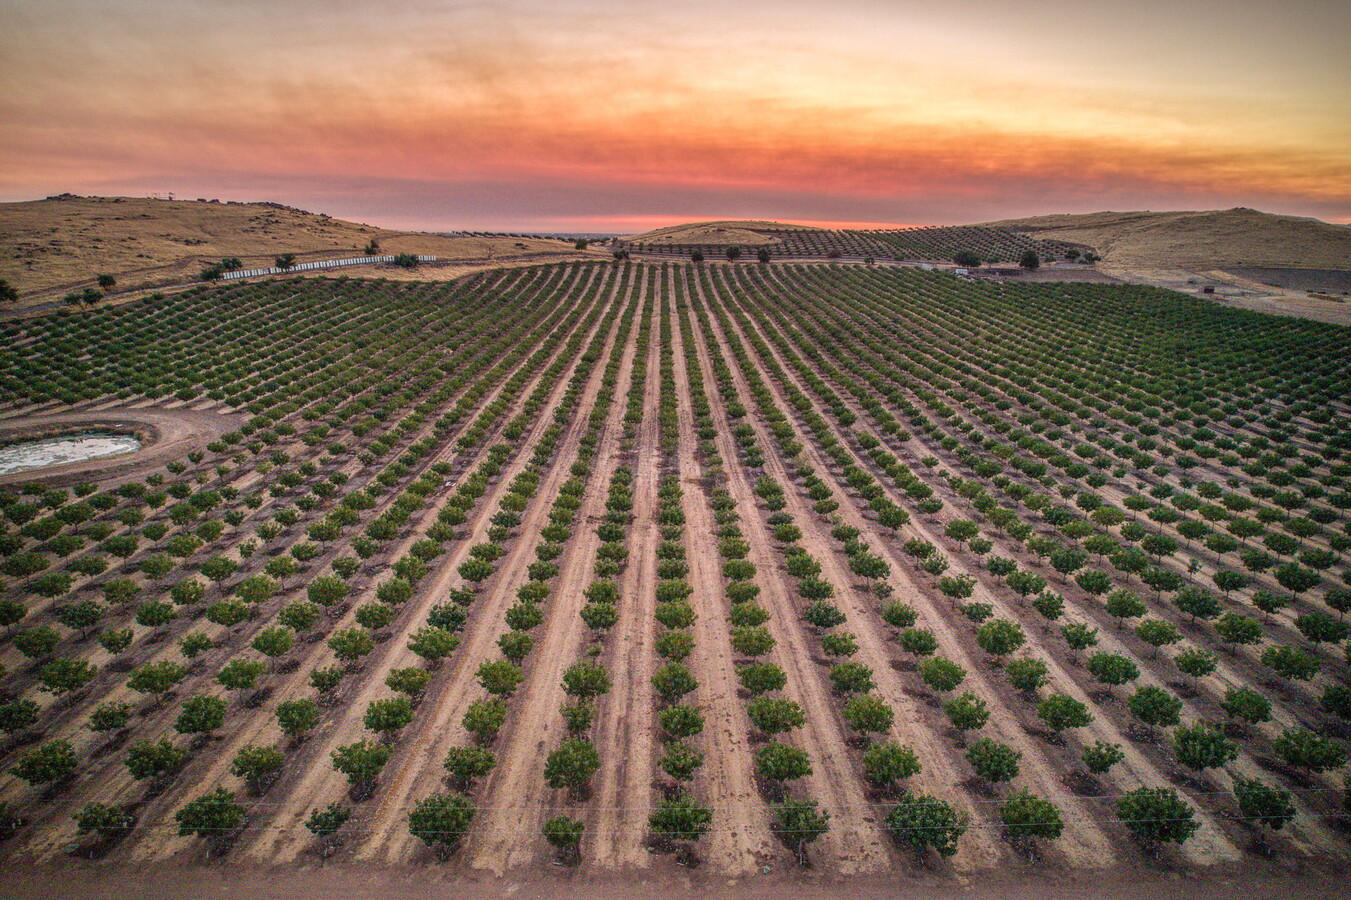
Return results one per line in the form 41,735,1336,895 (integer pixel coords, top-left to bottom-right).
0,432,142,476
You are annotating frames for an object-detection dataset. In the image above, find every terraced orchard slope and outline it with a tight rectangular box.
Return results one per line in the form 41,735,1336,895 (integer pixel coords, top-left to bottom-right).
617,223,1084,264
0,262,1348,886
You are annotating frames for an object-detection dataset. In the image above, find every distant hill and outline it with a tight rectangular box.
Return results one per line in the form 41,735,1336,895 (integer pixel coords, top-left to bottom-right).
982,208,1351,271
623,220,823,245
0,195,596,303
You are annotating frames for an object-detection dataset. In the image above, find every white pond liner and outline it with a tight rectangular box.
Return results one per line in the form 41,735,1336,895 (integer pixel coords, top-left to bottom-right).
0,432,142,476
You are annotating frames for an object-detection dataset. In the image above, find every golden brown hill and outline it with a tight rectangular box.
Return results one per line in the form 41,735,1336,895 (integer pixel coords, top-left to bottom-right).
0,194,599,304
624,220,824,245
981,208,1351,271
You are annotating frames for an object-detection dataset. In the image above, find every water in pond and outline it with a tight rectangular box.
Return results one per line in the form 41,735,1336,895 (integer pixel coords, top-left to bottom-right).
0,432,141,476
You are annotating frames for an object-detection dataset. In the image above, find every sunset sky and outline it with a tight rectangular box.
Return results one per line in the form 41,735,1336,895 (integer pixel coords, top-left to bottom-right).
2,0,1348,231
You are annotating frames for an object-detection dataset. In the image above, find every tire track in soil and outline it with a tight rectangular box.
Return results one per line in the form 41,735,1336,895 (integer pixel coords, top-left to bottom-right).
462,267,651,874
107,266,614,865
681,267,893,876
587,276,660,872
667,274,780,876
728,267,1248,867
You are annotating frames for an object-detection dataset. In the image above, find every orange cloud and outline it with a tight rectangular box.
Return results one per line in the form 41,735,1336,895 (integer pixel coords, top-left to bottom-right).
1,0,1348,229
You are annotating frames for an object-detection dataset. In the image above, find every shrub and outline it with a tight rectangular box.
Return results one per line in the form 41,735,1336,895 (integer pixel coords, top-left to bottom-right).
863,742,920,788
1273,728,1347,773
175,695,227,735
648,791,712,844
175,788,245,843
1037,693,1092,733
443,746,496,786
1000,791,1063,842
920,656,966,692
1116,787,1198,846
884,792,966,858
544,738,600,792
746,697,805,735
943,692,989,732
1233,776,1296,831
755,741,812,783
408,793,474,856
1082,740,1124,775
11,740,77,785
1173,722,1238,771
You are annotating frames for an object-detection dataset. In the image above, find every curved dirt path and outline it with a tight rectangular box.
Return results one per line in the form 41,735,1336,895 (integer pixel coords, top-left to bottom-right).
0,405,245,488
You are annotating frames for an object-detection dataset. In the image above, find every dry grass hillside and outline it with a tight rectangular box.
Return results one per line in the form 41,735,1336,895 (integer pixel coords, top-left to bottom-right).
983,208,1351,271
624,220,824,245
982,208,1351,324
0,194,599,304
